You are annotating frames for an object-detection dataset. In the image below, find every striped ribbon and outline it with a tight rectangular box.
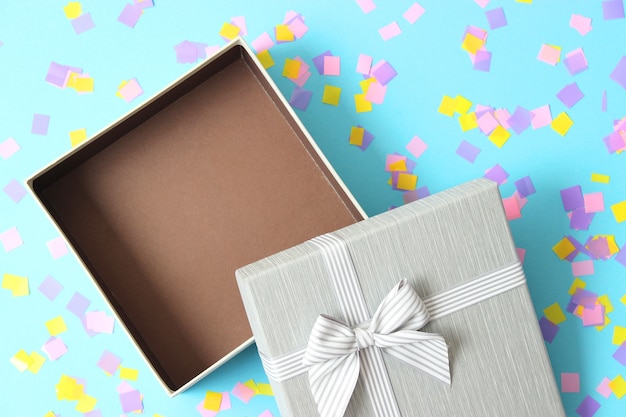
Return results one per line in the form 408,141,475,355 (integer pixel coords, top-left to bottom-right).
259,232,526,417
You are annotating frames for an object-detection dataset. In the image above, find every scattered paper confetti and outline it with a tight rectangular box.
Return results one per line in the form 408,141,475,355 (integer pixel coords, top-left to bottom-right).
256,50,275,69
66,292,91,317
0,137,20,159
31,114,50,135
379,21,402,41
570,14,592,35
610,56,626,89
537,44,561,66
3,179,27,203
174,40,208,64
456,140,481,163
289,86,313,111
119,367,139,381
63,2,82,19
71,12,95,34
485,7,507,30
47,237,69,259
551,112,574,136
42,337,68,360
561,372,580,393
403,2,425,24
85,310,115,334
0,227,23,252
118,3,143,28
323,55,341,76
355,0,376,14
603,0,625,20
38,275,63,301
46,316,68,336
251,32,274,53
98,350,122,375
564,48,588,75
539,316,560,343
322,85,341,106
117,78,143,103
557,82,584,108
231,382,255,404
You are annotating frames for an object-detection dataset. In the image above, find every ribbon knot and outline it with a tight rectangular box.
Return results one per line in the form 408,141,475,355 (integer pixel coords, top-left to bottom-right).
303,279,450,417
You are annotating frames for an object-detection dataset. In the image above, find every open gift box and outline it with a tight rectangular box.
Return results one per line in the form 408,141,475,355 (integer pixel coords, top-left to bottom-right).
27,38,365,395
237,178,565,416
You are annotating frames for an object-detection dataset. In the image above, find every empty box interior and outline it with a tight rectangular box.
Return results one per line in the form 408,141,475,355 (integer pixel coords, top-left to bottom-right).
29,44,363,392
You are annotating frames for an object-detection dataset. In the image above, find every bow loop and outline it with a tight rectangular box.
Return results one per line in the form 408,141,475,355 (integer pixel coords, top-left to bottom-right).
369,278,430,335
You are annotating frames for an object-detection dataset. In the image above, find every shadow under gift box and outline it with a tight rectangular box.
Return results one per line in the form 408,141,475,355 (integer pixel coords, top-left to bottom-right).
236,178,566,417
27,38,366,396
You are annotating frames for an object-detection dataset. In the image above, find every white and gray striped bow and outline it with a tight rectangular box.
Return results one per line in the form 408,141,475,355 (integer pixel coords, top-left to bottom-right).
302,278,450,417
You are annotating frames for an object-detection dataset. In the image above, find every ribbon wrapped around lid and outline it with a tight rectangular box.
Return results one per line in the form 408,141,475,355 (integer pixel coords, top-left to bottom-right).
259,232,526,417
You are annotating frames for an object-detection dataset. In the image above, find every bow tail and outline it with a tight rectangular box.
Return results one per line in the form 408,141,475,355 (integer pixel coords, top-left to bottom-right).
384,338,451,385
308,353,361,417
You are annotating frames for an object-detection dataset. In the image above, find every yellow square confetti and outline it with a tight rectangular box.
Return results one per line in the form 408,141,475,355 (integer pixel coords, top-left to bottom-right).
598,295,614,314
609,375,626,399
551,112,573,136
438,95,455,116
203,391,222,411
75,393,97,413
488,125,511,148
46,316,68,336
459,112,478,132
516,0,532,3
244,379,260,394
27,351,46,374
397,173,418,191
360,78,376,94
256,50,274,69
10,349,33,372
354,93,372,113
74,77,94,93
56,375,84,401
568,277,586,295
389,160,408,172
349,127,365,146
257,382,274,396
66,71,81,89
553,237,576,260
116,80,128,99
70,128,87,147
454,95,473,115
461,33,484,54
282,58,301,79
621,293,626,306
63,2,82,19
613,325,626,345
119,367,139,381
219,22,240,40
275,24,295,42
2,273,29,297
543,303,566,325
574,305,584,317
611,200,626,223
44,412,57,417
322,85,341,106
591,173,610,184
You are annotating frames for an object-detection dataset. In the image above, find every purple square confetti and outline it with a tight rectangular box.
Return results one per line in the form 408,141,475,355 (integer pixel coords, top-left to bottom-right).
312,51,332,75
613,342,626,365
83,411,102,417
603,0,625,20
572,288,598,307
98,349,122,375
615,244,626,267
120,389,143,412
484,164,509,184
473,50,492,72
71,12,95,34
485,7,507,29
118,3,142,28
603,132,626,154
570,208,594,231
403,190,420,204
289,86,313,111
174,40,207,64
560,185,584,211
539,316,559,343
45,62,70,88
31,114,50,135
371,61,397,86
564,50,588,76
514,176,535,198
3,179,27,203
358,128,375,151
587,237,611,260
507,106,532,134
66,292,91,318
576,395,601,417
610,56,626,89
456,140,481,163
557,82,584,108
38,275,63,301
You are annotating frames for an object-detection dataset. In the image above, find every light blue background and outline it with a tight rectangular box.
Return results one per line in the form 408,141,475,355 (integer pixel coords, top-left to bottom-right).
1,1,625,416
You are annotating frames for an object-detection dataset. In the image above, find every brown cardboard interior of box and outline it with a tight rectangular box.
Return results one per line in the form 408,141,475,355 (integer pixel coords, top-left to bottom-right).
32,46,362,391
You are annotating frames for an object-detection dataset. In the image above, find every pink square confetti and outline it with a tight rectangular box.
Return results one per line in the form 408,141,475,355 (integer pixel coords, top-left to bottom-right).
379,21,402,41
258,411,274,417
582,304,604,326
355,0,376,14
196,400,218,417
251,32,274,53
477,112,499,134
356,54,373,75
220,392,232,410
537,44,561,66
42,337,68,360
364,81,387,104
561,372,580,393
475,0,491,7
0,137,20,159
0,227,23,252
531,105,552,129
119,78,143,103
117,381,135,394
385,154,407,171
405,136,428,159
596,377,613,398
288,17,308,39
572,260,594,276
516,247,526,264
230,16,247,36
231,382,255,404
97,349,122,375
570,14,592,35
323,56,341,76
403,2,425,24
46,237,69,259
584,192,604,213
494,108,511,129
85,311,115,334
502,196,522,220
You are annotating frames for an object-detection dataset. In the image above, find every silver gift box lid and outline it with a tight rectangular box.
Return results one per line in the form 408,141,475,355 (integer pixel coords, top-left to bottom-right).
237,178,565,417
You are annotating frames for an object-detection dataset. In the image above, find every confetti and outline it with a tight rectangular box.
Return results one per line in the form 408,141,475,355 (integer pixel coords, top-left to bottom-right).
174,41,208,64
561,372,580,393
537,44,561,66
610,56,626,89
485,7,507,29
551,112,574,136
119,367,139,381
611,200,626,223
322,85,341,106
63,2,82,19
539,316,559,343
323,56,340,76
609,375,626,399
46,316,68,336
0,137,20,159
557,83,584,108
289,87,313,111
0,227,23,252
3,179,27,203
356,54,373,75
403,2,425,24
231,382,255,403
118,3,143,28
570,14,592,35
379,22,402,41
355,0,376,14
47,237,69,259
66,292,91,317
456,140,481,163
563,48,588,75
69,128,87,147
256,50,275,69
85,310,115,334
219,22,240,41
31,114,50,135
354,93,372,113
251,32,274,53
275,24,294,42
97,350,122,375
42,337,68,360
603,0,625,20
117,78,143,103
71,13,95,34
